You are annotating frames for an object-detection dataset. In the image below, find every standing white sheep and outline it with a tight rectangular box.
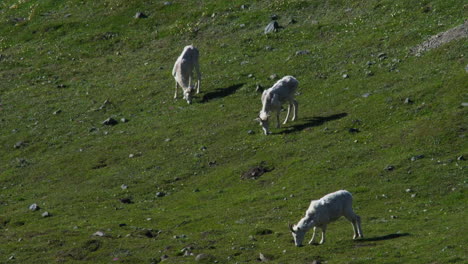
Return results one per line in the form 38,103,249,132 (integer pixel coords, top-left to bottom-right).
255,75,298,135
172,45,201,104
289,190,363,247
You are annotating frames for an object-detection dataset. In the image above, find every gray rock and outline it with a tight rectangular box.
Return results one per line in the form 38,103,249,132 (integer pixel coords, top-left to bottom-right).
102,118,118,126
121,184,128,190
384,165,395,171
240,4,249,10
134,12,147,19
461,102,468,107
378,52,387,60
457,155,465,161
120,118,128,123
156,192,166,197
404,98,414,104
41,211,51,217
14,141,25,149
259,253,274,262
270,14,279,20
295,50,310,56
465,64,468,73
164,1,172,6
264,21,280,34
289,18,297,24
53,109,62,115
342,74,349,79
269,74,278,80
92,231,105,237
247,130,255,135
160,254,169,261
195,254,215,262
362,93,371,98
411,155,424,161
29,203,39,211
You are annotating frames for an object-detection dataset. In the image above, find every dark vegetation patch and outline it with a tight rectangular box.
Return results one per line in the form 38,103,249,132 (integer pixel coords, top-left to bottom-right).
241,162,274,180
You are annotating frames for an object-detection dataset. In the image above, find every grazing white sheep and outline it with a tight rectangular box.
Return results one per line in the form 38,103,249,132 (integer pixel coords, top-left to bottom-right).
255,75,298,135
289,190,363,247
172,45,201,104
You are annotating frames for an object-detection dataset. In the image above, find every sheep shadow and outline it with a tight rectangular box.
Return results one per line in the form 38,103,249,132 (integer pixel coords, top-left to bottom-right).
201,83,244,103
358,233,410,242
280,112,348,134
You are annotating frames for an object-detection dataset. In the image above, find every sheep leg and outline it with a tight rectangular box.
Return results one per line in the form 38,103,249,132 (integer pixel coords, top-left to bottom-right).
174,81,179,99
283,103,291,124
308,226,317,245
276,112,281,128
195,61,201,94
292,99,298,121
319,226,327,244
356,215,363,238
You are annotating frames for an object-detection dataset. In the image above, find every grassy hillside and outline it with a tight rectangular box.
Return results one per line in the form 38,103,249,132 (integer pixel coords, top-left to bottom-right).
0,0,466,263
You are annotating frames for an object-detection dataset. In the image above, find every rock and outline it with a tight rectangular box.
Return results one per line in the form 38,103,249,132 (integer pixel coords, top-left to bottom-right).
406,188,413,193
164,1,172,6
41,211,51,217
310,260,322,264
160,254,169,261
270,14,279,20
53,109,62,115
289,18,297,24
121,184,128,190
411,155,424,161
120,118,128,123
269,74,278,80
29,203,39,211
465,64,468,73
342,73,349,79
404,98,414,104
248,73,254,78
259,253,274,262
240,4,249,10
384,165,395,171
348,128,360,133
411,193,417,198
156,192,166,198
362,93,371,98
164,138,171,142
14,141,25,149
377,52,387,60
295,50,310,56
195,254,215,262
457,155,465,161
119,198,133,204
92,231,105,237
255,84,263,92
102,118,118,126
134,12,147,18
264,21,280,34
247,130,254,135
461,102,468,107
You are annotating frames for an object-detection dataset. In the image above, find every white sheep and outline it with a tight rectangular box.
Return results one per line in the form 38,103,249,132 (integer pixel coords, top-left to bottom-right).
172,45,201,104
255,75,298,135
289,190,363,247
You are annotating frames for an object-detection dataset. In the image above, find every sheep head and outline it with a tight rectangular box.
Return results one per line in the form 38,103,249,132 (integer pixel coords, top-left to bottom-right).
255,111,270,135
289,223,306,247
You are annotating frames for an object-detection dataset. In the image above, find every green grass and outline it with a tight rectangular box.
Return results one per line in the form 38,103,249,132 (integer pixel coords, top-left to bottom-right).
1,0,467,263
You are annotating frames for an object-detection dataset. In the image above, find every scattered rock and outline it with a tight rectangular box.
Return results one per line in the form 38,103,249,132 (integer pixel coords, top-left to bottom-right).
362,93,371,98
270,14,279,20
384,165,395,171
406,188,413,193
92,231,105,237
255,228,274,235
310,260,321,264
457,155,465,161
102,118,118,126
164,1,172,6
404,98,414,104
241,163,273,180
53,109,62,115
295,50,310,56
265,46,273,51
156,192,166,198
348,128,360,133
289,18,297,24
195,253,215,262
240,4,249,10
164,138,171,142
264,21,280,34
269,74,278,80
248,73,254,78
461,102,468,107
377,52,387,60
255,84,263,92
41,211,51,217
120,118,128,123
160,254,169,261
465,64,468,73
411,193,417,198
259,252,274,262
29,203,39,211
121,184,128,190
134,12,147,19
342,73,349,79
247,130,255,135
411,155,424,161
14,141,25,149
119,198,133,204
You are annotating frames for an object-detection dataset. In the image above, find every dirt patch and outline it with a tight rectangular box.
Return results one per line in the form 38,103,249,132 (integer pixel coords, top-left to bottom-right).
241,162,273,180
411,20,468,56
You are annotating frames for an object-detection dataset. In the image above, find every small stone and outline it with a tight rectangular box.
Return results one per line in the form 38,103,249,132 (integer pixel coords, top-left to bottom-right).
390,215,397,219
8,256,15,260
311,260,321,264
240,4,249,10
264,21,280,34
247,130,254,135
200,146,207,151
348,128,360,133
248,73,254,78
92,231,105,237
269,74,279,80
156,192,166,197
271,14,279,20
461,102,468,107
164,138,171,142
411,155,424,161
121,184,128,190
295,50,310,56
102,118,118,126
289,18,297,24
384,165,394,171
362,93,371,98
342,73,349,79
404,98,414,104
129,154,134,158
365,70,374,76
14,141,25,149
164,1,172,6
406,188,413,193
457,155,465,161
29,203,39,211
119,198,132,204
377,52,387,60
259,253,273,262
41,211,51,217
120,118,128,123
195,254,215,262
160,255,169,261
411,193,417,198
53,109,62,115
134,12,147,19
